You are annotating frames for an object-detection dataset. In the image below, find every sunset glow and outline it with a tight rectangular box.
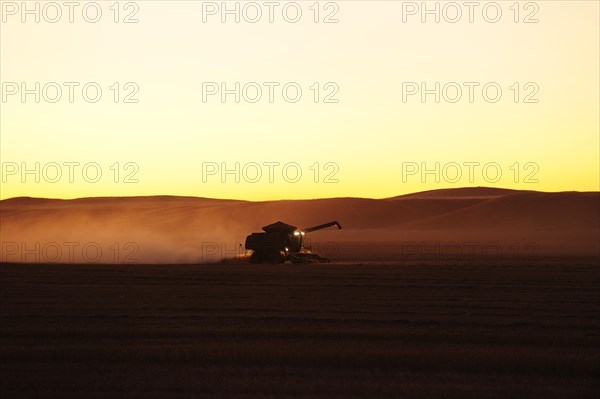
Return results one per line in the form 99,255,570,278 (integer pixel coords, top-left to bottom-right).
1,1,598,200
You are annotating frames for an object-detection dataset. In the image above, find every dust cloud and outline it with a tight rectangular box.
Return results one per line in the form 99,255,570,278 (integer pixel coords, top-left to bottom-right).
1,189,598,263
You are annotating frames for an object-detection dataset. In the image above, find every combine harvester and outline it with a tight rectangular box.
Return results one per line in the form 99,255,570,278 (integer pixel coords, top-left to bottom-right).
244,221,342,264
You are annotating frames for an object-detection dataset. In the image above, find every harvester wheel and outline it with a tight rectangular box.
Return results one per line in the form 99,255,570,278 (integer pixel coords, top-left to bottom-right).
250,251,263,264
265,251,286,264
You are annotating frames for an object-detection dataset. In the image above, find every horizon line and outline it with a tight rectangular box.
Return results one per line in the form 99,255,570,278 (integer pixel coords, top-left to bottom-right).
2,186,599,203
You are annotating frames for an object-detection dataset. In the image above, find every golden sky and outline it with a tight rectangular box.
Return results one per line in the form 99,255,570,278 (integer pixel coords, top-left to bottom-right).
1,1,598,200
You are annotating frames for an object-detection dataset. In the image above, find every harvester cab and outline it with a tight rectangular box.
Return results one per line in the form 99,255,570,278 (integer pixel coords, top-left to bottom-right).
244,221,342,264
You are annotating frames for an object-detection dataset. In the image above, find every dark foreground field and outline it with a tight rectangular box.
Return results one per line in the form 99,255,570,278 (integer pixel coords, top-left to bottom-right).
1,262,599,398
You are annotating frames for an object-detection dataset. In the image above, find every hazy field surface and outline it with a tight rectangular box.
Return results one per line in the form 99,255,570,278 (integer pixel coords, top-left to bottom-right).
1,262,599,398
3,189,598,263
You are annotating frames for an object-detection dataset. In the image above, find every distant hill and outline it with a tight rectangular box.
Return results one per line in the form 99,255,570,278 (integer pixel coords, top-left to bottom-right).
388,186,526,199
1,195,245,206
1,188,598,263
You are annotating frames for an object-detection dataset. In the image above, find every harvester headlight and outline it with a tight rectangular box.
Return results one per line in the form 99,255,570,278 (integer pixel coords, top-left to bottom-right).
294,232,300,236
285,247,289,252
301,232,305,236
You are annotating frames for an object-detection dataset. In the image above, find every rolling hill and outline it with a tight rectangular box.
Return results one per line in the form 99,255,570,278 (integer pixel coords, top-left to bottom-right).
1,188,598,263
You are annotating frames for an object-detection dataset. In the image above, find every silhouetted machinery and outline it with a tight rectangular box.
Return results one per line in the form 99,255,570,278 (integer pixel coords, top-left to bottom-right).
244,221,342,264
